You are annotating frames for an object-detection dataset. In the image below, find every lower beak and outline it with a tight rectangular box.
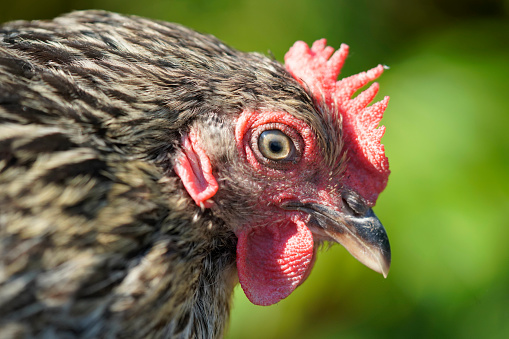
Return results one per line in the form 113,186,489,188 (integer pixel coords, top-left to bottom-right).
283,202,391,277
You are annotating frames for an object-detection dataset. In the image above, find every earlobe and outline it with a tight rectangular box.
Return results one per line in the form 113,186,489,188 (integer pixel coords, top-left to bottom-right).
174,131,218,208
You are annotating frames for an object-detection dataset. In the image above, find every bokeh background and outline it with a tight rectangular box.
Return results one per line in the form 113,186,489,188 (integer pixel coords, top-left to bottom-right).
2,1,508,338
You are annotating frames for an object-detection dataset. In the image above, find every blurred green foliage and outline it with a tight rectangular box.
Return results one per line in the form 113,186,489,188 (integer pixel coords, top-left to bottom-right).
2,1,508,338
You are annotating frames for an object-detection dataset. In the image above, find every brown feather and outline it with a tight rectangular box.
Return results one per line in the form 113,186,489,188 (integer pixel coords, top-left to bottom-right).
0,10,354,338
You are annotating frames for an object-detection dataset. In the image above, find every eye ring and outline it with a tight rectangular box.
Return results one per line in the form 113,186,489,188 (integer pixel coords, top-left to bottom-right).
258,130,294,161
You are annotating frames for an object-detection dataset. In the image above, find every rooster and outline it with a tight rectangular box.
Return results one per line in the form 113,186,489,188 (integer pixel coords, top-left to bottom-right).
0,10,391,338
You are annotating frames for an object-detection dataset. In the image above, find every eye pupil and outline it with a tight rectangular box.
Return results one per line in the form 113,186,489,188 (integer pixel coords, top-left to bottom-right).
269,141,283,154
258,130,294,161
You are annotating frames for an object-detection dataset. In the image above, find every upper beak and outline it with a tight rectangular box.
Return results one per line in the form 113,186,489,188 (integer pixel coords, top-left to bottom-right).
282,202,391,277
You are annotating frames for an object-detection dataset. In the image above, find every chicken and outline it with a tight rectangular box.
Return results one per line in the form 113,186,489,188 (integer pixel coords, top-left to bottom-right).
0,10,391,338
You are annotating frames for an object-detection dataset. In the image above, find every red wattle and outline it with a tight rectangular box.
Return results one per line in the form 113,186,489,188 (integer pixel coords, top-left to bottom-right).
236,219,314,306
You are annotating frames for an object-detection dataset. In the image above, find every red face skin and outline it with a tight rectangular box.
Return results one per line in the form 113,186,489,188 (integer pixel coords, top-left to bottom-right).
234,110,342,306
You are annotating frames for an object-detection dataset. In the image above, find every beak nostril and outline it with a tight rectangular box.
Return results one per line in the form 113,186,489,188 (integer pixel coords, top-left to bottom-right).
342,197,363,217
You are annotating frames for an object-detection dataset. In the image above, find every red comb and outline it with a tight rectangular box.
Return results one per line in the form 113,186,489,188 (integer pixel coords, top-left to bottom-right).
284,39,390,206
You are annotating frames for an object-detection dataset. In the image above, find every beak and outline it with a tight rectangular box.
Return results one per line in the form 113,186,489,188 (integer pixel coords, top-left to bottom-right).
282,202,391,277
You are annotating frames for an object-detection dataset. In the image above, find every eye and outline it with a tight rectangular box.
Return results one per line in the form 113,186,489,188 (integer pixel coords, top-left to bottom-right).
258,130,295,161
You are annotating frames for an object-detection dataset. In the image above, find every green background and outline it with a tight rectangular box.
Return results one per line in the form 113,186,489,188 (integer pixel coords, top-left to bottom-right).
2,1,508,338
